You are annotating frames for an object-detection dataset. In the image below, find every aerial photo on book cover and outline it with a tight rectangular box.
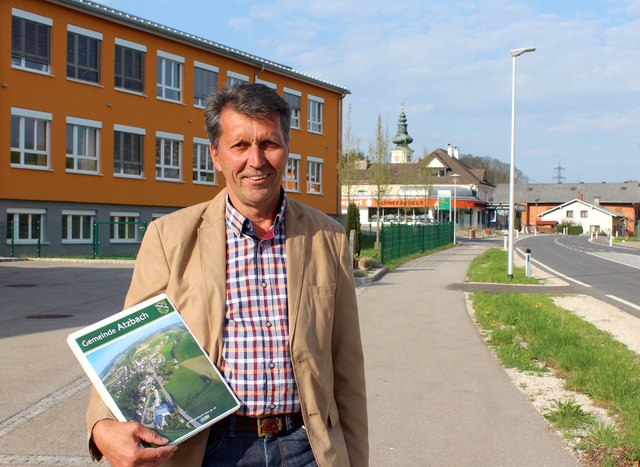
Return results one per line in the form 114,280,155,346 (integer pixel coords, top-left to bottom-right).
67,294,239,445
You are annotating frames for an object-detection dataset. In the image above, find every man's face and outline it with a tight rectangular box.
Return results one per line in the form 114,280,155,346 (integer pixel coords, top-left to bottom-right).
210,109,288,219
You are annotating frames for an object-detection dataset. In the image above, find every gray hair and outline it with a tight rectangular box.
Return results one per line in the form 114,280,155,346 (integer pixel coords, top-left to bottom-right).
204,84,291,149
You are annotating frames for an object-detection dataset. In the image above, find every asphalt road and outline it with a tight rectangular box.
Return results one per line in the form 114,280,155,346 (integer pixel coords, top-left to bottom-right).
515,234,640,317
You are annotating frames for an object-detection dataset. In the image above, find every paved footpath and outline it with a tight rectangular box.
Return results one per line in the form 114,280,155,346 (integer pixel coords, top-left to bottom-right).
0,245,578,466
359,242,578,466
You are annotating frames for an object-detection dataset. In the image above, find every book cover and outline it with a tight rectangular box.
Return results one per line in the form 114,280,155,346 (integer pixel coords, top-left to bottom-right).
67,293,240,445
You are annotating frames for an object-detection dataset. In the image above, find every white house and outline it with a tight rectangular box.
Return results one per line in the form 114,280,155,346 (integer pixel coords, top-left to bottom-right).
538,198,626,235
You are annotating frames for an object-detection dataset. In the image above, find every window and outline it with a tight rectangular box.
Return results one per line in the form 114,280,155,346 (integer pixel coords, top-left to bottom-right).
66,117,100,173
11,9,52,73
307,157,323,194
110,212,141,242
11,107,51,169
67,25,101,83
284,88,301,129
581,210,588,218
157,51,183,102
114,38,145,93
193,137,216,184
114,124,145,177
194,61,218,108
156,131,183,181
308,95,324,133
6,209,45,244
227,71,249,87
61,210,94,243
284,153,300,192
566,210,573,218
256,79,276,89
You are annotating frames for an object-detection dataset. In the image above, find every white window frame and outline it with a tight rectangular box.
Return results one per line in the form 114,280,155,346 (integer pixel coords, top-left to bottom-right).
283,88,301,130
307,95,324,134
193,137,216,185
307,156,323,194
11,107,52,170
109,211,141,243
6,208,46,244
114,38,146,95
67,24,102,84
11,8,53,75
255,78,276,89
157,50,184,103
284,153,301,192
227,71,249,87
113,124,145,178
156,131,183,181
193,61,218,108
66,117,101,174
61,209,95,243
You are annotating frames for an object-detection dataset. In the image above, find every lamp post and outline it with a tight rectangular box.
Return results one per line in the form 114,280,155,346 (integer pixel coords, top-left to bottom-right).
508,46,535,279
452,173,460,245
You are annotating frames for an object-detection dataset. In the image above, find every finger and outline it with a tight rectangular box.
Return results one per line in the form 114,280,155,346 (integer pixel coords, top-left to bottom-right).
136,444,178,465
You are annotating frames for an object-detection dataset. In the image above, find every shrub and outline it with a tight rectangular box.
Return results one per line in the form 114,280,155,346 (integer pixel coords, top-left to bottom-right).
359,256,382,271
345,203,361,256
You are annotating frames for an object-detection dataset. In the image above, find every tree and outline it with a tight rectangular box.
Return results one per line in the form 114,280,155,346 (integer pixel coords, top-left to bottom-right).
459,153,528,185
338,104,362,204
345,202,361,258
419,148,435,222
367,114,390,250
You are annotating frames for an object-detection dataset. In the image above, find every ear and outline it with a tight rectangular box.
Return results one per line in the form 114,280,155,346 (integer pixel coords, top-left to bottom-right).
210,144,222,171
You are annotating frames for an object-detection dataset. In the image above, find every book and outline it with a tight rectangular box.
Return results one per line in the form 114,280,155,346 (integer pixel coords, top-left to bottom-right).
67,293,240,445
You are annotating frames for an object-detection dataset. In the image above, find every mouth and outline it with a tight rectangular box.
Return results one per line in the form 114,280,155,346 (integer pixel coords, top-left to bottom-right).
244,174,269,182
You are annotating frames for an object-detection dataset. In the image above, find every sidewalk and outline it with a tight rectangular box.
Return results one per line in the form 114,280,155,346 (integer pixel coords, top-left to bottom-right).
358,242,578,466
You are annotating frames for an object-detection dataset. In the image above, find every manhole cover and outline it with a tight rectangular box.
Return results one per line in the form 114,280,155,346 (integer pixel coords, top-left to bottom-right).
25,314,74,319
5,284,38,288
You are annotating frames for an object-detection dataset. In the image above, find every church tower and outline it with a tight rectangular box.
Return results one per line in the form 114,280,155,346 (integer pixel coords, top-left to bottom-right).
391,103,414,163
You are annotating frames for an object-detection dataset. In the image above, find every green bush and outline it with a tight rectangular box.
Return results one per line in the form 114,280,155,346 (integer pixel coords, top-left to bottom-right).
556,222,583,235
345,202,361,256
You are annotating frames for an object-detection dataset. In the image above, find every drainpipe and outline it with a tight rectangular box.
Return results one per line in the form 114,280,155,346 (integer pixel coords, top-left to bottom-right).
254,65,265,83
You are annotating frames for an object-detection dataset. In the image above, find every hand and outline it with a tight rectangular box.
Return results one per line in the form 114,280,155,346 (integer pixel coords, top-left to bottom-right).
92,419,178,467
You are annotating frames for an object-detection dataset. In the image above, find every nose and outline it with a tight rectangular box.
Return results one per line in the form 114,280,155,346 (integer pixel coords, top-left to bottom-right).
247,144,266,168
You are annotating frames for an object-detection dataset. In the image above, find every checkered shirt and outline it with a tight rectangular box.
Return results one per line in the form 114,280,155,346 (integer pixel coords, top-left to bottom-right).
220,194,300,416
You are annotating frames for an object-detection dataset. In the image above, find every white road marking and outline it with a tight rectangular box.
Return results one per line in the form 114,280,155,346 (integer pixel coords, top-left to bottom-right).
585,251,640,271
516,247,592,288
606,295,640,312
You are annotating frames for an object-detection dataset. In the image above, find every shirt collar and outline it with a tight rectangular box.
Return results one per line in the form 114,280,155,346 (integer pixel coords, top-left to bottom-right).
225,190,286,238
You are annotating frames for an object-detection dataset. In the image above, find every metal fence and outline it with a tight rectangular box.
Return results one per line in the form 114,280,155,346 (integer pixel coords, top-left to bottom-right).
379,222,453,263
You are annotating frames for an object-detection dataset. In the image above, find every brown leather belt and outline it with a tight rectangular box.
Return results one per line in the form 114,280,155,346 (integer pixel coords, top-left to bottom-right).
230,413,304,437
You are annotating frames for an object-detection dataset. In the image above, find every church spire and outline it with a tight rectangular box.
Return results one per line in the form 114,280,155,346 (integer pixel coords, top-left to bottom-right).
392,103,413,148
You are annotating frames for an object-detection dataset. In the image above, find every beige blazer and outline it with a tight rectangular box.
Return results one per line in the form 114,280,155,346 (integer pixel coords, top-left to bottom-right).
87,190,368,466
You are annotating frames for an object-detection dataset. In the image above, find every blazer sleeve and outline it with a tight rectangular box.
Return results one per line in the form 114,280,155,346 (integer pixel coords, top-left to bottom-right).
332,231,369,466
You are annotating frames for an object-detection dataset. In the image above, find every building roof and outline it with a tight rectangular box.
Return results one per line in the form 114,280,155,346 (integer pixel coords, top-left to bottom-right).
351,148,494,188
492,182,640,204
539,198,626,219
49,0,350,95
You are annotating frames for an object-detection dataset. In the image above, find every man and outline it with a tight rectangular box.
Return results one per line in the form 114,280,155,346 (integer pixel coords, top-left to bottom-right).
86,84,368,466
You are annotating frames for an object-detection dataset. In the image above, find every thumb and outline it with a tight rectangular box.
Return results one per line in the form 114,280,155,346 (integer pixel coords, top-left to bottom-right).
135,425,171,447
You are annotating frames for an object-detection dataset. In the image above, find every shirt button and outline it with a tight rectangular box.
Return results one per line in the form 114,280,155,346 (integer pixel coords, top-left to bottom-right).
261,281,267,288
269,403,276,410
266,321,272,328
269,362,275,369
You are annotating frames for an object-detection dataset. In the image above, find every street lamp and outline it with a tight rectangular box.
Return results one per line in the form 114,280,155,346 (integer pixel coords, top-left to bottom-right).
508,46,535,279
452,173,460,245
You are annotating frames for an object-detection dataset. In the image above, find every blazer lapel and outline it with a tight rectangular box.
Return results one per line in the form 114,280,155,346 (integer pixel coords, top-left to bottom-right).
285,199,306,344
198,190,228,365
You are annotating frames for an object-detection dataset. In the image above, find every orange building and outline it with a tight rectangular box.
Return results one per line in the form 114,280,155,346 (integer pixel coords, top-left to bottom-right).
2,0,348,257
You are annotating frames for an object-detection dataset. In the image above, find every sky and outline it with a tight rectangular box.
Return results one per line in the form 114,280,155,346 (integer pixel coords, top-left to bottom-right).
96,0,640,184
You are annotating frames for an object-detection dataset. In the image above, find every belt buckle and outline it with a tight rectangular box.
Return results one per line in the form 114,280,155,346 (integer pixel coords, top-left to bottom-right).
257,415,284,437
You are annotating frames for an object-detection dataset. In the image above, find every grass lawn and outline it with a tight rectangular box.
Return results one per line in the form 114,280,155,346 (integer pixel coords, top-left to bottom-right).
472,291,640,463
466,247,538,284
